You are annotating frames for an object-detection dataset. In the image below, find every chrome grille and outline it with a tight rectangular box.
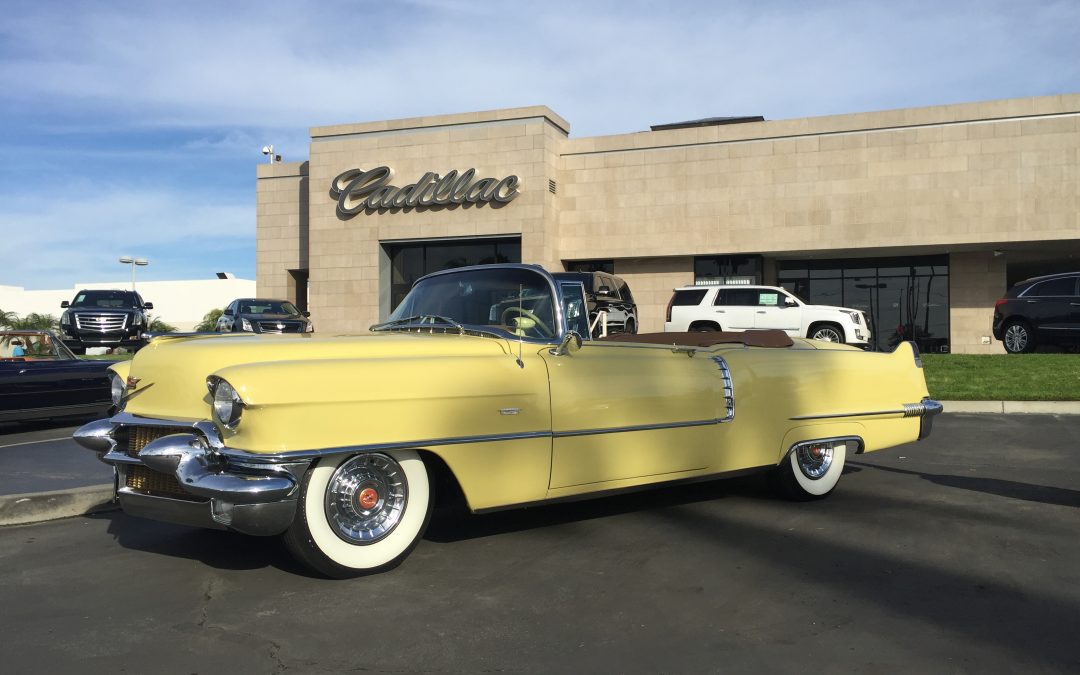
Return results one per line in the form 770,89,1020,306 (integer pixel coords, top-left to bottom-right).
120,425,190,458
74,313,128,332
258,320,304,334
125,465,200,500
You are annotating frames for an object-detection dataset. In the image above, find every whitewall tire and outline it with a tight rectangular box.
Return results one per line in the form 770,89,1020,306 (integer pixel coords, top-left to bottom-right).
283,450,431,578
767,441,847,501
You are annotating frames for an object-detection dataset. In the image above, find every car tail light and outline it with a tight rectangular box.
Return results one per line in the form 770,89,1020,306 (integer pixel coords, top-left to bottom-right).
994,298,1007,309
665,293,675,323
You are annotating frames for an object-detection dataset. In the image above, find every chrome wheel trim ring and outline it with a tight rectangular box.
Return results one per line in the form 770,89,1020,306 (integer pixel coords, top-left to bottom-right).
1005,324,1027,352
812,328,841,342
325,453,409,545
796,444,834,479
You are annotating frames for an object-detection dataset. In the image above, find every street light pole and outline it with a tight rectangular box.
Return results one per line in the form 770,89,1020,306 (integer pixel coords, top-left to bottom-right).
118,256,149,292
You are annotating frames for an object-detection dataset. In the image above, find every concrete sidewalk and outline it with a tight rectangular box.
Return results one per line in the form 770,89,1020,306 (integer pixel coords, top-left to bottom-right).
3,403,1079,527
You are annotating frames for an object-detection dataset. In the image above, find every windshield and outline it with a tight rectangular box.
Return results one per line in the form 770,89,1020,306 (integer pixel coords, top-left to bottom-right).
387,267,557,339
239,300,301,316
71,290,139,309
1,332,74,360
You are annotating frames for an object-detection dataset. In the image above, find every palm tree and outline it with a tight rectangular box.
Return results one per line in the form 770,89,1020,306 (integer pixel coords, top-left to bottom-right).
0,308,16,328
146,315,177,333
194,308,223,332
10,313,59,330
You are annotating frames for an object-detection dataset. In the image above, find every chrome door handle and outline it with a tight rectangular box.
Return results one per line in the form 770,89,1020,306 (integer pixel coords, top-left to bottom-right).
756,310,766,314
715,309,725,313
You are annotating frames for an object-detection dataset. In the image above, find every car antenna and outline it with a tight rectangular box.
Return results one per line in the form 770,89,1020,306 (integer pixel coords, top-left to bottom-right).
516,284,524,368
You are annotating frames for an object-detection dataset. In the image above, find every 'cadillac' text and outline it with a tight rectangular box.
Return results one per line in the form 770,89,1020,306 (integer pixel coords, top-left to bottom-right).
330,166,520,215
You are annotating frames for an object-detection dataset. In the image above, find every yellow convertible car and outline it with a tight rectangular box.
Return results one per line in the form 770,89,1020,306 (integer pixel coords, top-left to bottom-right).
75,264,941,578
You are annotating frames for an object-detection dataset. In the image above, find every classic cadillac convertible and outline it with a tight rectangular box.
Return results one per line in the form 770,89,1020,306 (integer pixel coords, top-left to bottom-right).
74,264,941,578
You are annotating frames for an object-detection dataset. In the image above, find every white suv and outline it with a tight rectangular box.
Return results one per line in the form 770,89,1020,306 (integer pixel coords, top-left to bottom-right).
664,285,871,346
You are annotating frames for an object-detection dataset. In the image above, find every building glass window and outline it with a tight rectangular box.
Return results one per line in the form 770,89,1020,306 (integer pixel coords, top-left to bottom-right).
694,255,762,285
778,255,949,353
385,237,521,312
565,259,615,274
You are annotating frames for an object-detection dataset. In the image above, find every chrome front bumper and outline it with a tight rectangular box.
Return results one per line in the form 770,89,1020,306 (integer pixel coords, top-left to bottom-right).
73,415,311,536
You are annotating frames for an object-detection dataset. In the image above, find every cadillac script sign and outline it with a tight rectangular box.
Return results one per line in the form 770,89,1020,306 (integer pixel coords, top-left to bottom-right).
330,166,520,215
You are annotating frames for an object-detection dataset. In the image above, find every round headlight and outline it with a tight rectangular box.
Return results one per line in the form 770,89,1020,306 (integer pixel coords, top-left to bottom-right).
109,372,126,407
209,378,244,429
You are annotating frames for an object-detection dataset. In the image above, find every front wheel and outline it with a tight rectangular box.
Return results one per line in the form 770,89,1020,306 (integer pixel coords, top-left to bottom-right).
283,450,432,578
809,324,844,343
767,441,847,501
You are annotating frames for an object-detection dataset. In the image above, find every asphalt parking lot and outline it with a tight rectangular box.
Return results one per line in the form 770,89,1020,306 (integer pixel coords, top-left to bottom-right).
1,413,1078,673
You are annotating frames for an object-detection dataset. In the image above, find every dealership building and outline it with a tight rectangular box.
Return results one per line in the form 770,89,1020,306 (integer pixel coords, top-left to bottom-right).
256,94,1080,353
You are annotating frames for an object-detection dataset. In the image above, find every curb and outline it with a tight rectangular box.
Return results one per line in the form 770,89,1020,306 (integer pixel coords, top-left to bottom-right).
941,401,1080,415
0,484,117,527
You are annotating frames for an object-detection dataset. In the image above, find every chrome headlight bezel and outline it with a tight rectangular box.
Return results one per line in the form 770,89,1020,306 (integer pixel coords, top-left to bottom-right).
240,317,253,332
109,372,126,408
840,310,861,325
207,376,244,429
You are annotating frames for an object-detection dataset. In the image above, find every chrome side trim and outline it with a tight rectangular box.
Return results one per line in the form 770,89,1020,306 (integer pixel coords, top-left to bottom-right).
552,417,726,438
221,430,555,462
790,409,908,421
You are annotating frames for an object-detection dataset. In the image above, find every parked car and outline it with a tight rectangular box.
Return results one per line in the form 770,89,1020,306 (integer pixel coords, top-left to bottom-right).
216,298,313,334
993,272,1080,353
664,285,871,346
552,271,638,337
74,264,938,578
59,289,153,354
0,330,114,422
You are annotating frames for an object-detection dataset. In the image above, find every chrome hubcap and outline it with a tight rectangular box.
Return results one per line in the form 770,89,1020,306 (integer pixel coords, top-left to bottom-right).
325,453,408,545
795,443,834,479
813,329,840,342
1005,325,1027,352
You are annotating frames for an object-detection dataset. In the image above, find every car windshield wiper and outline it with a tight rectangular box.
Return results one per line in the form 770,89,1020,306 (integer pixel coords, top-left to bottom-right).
370,315,465,333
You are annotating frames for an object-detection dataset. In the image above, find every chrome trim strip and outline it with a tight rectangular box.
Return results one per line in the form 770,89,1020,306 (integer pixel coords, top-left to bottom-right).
552,417,725,438
790,398,943,422
221,430,555,462
790,409,907,421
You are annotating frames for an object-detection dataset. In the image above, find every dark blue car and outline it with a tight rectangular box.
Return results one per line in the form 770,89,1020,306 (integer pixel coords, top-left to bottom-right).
0,329,114,423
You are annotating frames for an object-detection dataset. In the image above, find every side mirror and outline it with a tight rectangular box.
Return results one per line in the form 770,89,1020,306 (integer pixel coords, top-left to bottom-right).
303,311,311,318
61,300,70,308
143,302,154,310
550,331,583,356
784,297,798,307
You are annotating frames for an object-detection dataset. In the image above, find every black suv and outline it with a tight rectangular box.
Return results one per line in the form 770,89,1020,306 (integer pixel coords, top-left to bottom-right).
59,289,153,354
553,271,638,337
993,272,1080,353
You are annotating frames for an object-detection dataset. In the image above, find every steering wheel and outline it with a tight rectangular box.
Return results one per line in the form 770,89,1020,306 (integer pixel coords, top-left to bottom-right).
501,306,553,338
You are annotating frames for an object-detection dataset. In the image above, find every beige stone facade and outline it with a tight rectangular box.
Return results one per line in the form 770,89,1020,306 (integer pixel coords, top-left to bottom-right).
257,95,1080,354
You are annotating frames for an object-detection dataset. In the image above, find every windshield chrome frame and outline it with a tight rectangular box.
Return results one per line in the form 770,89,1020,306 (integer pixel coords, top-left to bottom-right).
392,264,571,346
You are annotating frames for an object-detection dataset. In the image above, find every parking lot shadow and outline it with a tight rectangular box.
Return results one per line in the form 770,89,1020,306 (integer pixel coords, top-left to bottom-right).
848,461,1080,508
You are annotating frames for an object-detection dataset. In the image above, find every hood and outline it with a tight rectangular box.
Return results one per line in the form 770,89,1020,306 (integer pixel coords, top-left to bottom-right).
238,312,306,321
121,332,511,421
805,304,861,315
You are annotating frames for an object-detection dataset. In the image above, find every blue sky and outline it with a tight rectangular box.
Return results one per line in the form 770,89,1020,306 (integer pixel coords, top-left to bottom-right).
1,0,1078,289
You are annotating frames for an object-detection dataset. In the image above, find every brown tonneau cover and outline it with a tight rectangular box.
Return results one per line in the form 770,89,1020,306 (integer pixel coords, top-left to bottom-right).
598,330,794,348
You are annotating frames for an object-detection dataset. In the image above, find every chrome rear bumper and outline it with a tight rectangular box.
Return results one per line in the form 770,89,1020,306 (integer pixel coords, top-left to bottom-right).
73,416,310,536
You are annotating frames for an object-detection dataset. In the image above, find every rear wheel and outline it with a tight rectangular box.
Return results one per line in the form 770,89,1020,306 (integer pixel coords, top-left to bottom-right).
768,441,847,501
689,321,720,332
283,450,431,578
1003,320,1036,353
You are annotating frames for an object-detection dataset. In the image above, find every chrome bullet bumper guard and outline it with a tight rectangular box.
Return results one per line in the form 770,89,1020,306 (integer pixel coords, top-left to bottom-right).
74,415,311,536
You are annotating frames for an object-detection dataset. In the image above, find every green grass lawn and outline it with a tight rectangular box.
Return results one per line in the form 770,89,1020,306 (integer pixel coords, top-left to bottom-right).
922,353,1080,401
